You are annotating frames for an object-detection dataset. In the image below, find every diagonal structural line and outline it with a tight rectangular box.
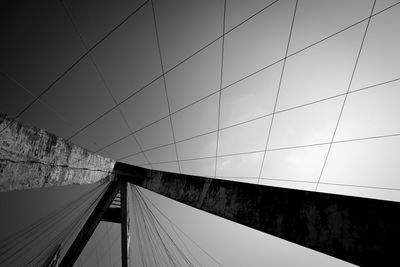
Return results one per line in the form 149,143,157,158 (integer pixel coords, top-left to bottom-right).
14,0,151,120
48,185,107,264
133,186,180,265
60,0,152,168
56,184,109,267
257,0,298,184
0,181,107,266
109,1,392,161
214,0,227,178
59,1,286,141
150,0,181,173
85,130,400,176
115,73,400,162
95,89,222,153
3,0,398,142
0,72,73,127
7,71,395,173
318,181,400,192
136,187,196,266
136,186,223,267
4,0,397,174
0,0,148,137
128,129,400,166
65,74,160,141
156,0,281,81
0,73,70,136
64,0,399,146
315,0,377,191
114,104,154,167
135,187,209,266
214,175,400,192
0,182,105,252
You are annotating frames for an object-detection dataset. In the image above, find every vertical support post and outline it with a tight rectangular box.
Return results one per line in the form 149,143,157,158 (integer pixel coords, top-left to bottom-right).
121,179,128,267
59,179,120,267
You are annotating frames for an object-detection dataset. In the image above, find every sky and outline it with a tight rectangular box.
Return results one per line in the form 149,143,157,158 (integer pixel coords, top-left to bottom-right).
1,0,400,266
2,0,400,201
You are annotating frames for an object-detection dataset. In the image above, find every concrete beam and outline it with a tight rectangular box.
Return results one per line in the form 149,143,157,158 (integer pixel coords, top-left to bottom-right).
115,162,400,267
0,114,115,191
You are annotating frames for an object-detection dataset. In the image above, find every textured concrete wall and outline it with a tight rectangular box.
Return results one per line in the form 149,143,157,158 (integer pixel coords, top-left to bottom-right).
0,114,115,192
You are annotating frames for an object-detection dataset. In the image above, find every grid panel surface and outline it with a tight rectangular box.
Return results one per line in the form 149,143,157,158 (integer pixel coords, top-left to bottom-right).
2,0,400,202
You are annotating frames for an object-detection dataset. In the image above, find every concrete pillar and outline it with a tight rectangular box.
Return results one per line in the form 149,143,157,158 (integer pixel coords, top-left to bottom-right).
0,114,114,191
115,162,400,267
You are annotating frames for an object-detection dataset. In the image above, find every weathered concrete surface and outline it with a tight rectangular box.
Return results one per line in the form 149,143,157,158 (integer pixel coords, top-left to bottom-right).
0,114,115,191
115,162,400,267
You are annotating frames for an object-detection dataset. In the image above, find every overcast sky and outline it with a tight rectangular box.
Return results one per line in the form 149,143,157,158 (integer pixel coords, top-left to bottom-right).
1,0,400,266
